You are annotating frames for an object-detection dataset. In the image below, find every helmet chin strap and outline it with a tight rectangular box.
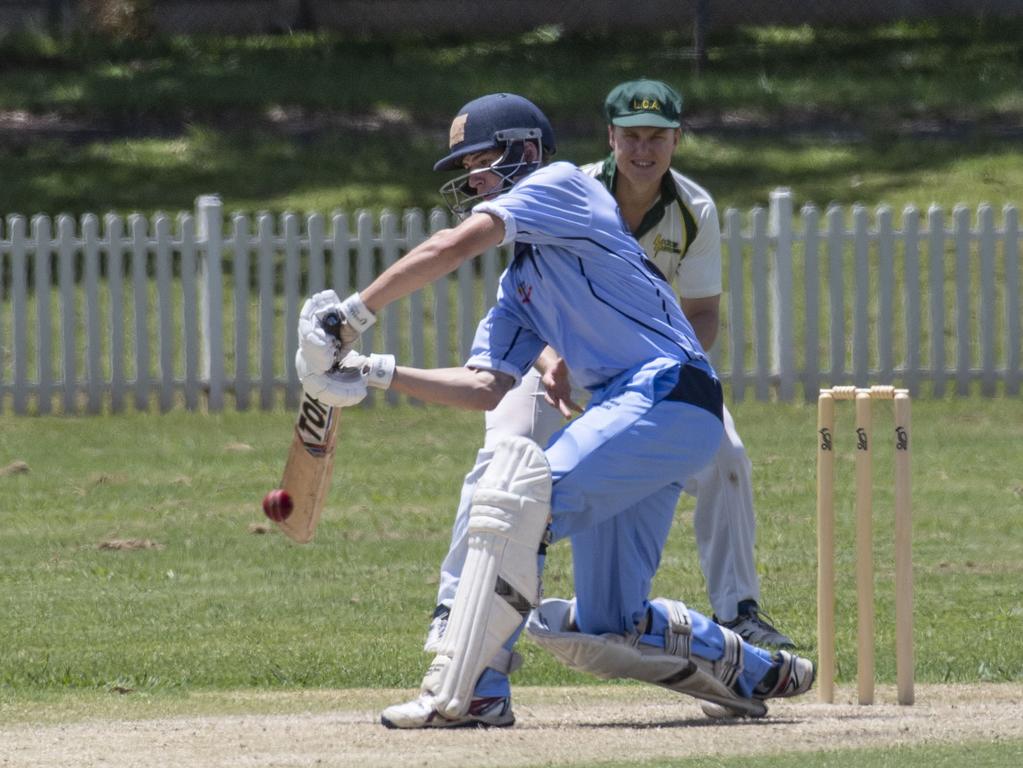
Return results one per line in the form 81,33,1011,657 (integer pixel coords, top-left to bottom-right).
440,130,543,217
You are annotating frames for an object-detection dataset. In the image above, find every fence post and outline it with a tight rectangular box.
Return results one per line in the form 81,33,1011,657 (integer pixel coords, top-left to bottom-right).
877,206,895,383
196,195,225,411
724,208,745,401
381,211,401,406
903,207,922,397
130,214,151,413
283,212,302,409
978,204,997,396
405,210,426,406
769,188,795,401
57,215,77,414
82,215,103,414
1005,205,1021,396
953,205,972,396
751,207,770,401
231,213,251,412
356,211,376,407
11,217,28,415
106,215,126,413
33,216,53,415
927,206,946,398
852,205,870,386
802,204,821,401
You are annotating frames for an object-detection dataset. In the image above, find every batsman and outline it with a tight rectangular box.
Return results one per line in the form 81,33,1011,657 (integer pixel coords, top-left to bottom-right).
295,93,814,728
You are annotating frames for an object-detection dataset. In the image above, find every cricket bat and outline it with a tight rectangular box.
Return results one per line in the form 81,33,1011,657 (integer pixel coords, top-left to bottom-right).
271,310,345,543
272,390,340,543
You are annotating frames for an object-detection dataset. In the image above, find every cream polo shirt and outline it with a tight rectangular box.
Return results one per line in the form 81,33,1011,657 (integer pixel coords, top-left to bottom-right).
580,156,722,300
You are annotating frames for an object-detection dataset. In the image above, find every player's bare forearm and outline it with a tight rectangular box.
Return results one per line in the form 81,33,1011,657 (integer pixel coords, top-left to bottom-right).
361,213,505,312
688,312,718,351
389,366,515,410
680,295,720,352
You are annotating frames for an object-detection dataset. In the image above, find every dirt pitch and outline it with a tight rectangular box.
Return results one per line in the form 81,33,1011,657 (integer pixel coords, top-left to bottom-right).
1,684,1020,767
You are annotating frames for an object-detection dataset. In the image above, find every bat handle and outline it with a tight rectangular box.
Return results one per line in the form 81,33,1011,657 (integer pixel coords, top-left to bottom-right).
321,311,344,341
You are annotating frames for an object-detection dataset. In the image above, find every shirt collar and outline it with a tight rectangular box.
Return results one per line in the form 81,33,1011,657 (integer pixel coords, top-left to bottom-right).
598,153,680,240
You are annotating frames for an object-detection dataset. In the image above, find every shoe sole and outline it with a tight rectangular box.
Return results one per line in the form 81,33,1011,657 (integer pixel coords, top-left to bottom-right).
700,700,768,719
381,715,515,729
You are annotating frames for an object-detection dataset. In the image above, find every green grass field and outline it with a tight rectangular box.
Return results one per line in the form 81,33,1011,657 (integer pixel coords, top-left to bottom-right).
2,397,1022,764
2,397,1021,693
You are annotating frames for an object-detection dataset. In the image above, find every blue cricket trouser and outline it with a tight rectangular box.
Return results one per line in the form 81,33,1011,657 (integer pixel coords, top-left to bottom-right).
459,363,774,698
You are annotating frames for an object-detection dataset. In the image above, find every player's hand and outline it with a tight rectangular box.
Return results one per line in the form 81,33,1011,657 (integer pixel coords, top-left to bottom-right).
540,357,583,419
298,290,350,373
297,290,376,374
295,349,368,408
335,350,395,389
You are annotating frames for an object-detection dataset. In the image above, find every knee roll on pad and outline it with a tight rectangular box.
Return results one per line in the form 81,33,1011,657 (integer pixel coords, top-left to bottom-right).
431,437,552,718
527,597,765,717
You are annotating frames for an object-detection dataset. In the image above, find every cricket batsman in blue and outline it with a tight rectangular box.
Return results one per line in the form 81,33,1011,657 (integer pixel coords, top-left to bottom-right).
294,93,815,728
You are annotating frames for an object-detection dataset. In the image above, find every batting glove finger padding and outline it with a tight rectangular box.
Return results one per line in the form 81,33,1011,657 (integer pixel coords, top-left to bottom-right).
298,290,345,373
297,290,377,373
295,349,369,408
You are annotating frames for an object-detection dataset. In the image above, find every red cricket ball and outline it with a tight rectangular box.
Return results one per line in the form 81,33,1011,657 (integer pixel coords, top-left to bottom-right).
262,489,294,522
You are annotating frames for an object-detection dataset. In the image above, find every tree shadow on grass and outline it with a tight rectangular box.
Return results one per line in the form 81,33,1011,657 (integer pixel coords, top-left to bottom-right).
7,126,1018,217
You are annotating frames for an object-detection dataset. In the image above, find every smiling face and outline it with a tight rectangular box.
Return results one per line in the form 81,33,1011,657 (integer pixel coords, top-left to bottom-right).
608,125,680,191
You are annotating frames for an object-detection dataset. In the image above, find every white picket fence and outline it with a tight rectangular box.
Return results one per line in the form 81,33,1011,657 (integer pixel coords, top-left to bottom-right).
0,190,1020,415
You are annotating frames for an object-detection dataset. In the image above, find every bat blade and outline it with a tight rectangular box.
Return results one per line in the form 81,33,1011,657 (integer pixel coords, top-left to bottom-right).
274,391,340,543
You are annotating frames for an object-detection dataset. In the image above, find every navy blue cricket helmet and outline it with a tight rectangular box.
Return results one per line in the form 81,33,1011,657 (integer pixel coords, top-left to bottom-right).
434,93,556,172
434,93,556,216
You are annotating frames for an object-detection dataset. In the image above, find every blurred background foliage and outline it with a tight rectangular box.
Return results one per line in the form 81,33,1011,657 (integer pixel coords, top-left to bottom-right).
1,16,1021,216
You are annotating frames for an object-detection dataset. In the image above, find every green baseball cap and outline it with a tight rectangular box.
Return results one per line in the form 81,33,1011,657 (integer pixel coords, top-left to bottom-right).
604,79,683,128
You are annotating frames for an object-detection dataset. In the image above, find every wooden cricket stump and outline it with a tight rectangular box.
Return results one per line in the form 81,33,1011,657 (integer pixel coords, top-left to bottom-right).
816,386,914,706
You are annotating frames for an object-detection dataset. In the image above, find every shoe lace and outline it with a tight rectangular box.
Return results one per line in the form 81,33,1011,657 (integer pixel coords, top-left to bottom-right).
744,606,782,633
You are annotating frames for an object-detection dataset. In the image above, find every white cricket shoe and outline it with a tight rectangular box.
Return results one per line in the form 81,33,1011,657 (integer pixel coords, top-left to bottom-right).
380,693,515,729
754,650,815,700
701,651,813,719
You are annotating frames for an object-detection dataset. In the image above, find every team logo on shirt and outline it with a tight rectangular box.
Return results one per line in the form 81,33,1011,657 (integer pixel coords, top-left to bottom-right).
516,283,533,304
652,233,683,256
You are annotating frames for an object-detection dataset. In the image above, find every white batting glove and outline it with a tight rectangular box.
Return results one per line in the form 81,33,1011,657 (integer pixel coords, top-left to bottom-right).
297,290,377,374
295,349,368,408
340,350,396,389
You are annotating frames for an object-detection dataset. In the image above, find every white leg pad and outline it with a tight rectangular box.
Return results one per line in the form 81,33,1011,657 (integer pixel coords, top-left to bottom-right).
527,598,766,718
430,437,551,718
707,620,745,691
